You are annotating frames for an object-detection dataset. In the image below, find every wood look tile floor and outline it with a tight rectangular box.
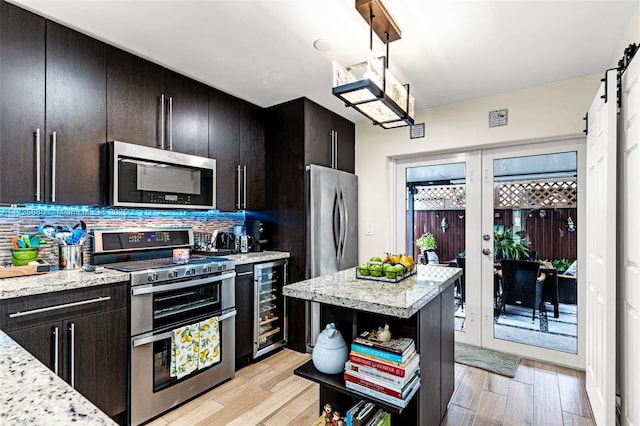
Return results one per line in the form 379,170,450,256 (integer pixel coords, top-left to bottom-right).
146,349,594,426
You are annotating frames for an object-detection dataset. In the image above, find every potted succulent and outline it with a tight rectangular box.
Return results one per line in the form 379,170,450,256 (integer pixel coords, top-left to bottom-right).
493,227,529,260
415,232,439,264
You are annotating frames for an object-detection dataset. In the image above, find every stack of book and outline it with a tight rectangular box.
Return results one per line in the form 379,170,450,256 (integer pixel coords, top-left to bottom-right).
345,401,391,426
344,330,420,409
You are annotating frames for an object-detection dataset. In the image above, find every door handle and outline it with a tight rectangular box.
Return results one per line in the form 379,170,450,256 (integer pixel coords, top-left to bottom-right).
53,326,59,376
242,165,247,209
236,165,242,209
159,94,165,149
168,96,173,151
482,248,492,256
69,322,75,387
35,128,41,201
51,131,57,202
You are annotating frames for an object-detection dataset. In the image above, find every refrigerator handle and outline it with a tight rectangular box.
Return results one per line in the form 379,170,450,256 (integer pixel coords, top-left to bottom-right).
332,189,340,258
339,186,348,259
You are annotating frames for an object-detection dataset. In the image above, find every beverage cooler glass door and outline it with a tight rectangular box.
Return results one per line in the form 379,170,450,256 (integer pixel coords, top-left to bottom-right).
254,259,288,358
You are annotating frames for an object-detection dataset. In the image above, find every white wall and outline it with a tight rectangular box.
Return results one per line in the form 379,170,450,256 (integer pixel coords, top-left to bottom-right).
354,74,601,261
608,2,640,68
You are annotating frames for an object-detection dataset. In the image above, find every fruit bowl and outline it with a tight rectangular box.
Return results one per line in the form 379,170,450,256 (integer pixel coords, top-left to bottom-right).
355,263,416,283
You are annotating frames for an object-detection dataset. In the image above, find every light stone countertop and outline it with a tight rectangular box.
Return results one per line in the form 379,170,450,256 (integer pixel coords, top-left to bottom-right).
283,264,462,318
0,330,116,425
224,250,290,265
0,251,289,300
0,268,130,300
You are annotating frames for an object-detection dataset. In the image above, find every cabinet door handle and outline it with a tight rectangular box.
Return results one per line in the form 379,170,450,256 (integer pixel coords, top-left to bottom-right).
236,165,242,209
35,128,41,201
159,94,165,149
8,296,111,318
53,326,59,376
242,165,247,209
168,96,173,151
69,322,75,387
330,130,336,169
51,131,57,202
334,130,338,169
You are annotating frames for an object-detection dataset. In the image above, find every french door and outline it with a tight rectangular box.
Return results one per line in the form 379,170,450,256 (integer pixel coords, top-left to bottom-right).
480,139,584,367
394,138,585,367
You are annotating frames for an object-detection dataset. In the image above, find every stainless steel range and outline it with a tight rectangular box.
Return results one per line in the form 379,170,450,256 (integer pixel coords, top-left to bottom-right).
93,227,236,426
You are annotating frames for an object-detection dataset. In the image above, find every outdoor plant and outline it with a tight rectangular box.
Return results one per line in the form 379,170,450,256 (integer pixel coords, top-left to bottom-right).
494,227,530,260
551,258,572,272
415,232,437,251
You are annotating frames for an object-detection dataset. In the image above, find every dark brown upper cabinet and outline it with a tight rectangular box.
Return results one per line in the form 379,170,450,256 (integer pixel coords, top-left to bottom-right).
0,1,45,204
301,98,355,173
209,89,265,211
107,48,208,157
106,46,164,147
239,99,266,210
0,4,106,206
163,70,209,156
45,21,106,206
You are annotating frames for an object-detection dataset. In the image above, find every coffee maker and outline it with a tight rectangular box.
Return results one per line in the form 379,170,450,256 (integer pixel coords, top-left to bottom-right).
244,220,265,252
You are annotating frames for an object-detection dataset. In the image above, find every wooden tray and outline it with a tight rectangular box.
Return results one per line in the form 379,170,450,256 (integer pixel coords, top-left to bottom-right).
0,260,50,279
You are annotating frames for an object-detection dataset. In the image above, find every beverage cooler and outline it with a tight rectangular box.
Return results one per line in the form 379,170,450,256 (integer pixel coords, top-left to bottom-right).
254,259,288,358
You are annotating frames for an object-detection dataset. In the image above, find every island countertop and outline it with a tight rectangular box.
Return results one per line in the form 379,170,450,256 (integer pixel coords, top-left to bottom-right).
0,330,116,425
283,264,461,318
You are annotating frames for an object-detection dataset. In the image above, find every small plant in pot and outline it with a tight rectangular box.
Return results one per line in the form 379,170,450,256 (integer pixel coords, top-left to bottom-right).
493,227,529,261
415,232,439,264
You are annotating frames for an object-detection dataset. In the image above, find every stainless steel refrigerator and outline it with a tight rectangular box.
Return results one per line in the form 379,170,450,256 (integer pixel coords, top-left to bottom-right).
305,164,358,350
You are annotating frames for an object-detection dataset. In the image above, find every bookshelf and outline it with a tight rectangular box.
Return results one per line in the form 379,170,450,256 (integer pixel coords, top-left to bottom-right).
292,282,455,426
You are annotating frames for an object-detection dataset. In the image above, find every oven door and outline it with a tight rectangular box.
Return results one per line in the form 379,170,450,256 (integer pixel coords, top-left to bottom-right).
130,271,235,336
130,309,236,426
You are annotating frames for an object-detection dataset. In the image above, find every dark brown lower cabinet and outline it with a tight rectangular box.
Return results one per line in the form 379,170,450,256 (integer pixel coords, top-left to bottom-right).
235,263,254,369
0,283,128,422
294,283,454,426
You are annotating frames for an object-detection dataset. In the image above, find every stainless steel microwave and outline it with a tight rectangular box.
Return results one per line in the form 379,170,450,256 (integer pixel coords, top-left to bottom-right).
107,141,216,209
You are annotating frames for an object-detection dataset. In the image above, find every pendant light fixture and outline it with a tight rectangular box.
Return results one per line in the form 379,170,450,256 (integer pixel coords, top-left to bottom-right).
332,0,415,129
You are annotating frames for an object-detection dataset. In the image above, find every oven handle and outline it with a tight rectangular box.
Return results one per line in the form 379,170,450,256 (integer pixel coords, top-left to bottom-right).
131,309,237,347
131,272,236,296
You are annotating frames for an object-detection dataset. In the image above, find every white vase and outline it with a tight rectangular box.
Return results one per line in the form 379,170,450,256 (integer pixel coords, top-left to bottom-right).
312,323,348,374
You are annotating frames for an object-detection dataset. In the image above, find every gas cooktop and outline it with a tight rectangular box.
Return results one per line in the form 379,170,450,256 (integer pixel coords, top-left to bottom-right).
105,255,230,272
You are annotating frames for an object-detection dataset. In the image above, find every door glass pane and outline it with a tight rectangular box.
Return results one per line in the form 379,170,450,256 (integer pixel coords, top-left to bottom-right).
406,162,466,332
492,152,578,353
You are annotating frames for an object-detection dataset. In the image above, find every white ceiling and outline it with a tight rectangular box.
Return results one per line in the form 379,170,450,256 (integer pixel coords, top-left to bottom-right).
10,0,640,123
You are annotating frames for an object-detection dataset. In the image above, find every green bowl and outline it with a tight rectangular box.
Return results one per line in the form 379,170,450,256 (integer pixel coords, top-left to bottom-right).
12,248,38,266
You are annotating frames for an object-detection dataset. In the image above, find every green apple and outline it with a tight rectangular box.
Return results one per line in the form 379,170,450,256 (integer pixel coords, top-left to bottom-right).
358,263,370,276
369,264,383,277
383,263,397,279
369,256,382,263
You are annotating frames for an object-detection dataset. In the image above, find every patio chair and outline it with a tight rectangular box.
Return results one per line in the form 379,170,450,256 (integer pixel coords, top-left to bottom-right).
500,259,545,321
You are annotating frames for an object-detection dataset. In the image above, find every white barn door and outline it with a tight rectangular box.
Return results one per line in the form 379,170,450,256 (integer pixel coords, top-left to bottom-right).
620,52,640,426
585,70,617,426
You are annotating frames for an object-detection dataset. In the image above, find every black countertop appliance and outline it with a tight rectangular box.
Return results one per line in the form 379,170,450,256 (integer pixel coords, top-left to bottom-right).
245,220,265,252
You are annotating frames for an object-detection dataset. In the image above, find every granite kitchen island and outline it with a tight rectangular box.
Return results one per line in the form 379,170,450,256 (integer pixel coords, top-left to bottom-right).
283,264,461,426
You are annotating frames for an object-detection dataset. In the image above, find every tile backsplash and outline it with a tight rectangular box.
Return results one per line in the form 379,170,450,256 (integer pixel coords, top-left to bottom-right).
0,205,245,267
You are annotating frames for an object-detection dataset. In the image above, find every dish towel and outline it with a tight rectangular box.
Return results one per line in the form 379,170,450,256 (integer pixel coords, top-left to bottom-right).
170,323,199,379
198,316,221,370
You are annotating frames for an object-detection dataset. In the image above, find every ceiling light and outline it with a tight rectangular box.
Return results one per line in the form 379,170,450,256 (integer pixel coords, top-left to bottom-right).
332,0,415,129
